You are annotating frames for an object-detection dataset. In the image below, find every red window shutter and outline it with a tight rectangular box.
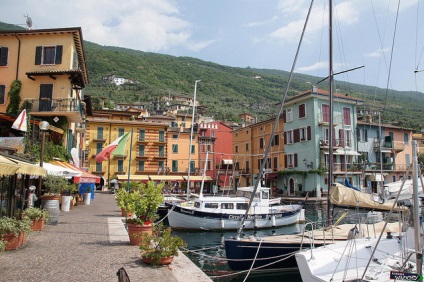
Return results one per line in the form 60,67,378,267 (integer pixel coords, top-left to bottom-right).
282,110,286,123
307,126,311,140
293,129,300,143
284,132,287,144
294,154,298,167
284,155,287,168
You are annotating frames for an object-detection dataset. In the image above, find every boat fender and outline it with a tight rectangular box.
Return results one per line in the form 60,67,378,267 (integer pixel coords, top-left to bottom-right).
220,218,224,229
271,215,276,227
254,218,258,228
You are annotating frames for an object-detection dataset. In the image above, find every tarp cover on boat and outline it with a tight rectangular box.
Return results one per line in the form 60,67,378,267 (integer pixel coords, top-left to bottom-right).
330,183,407,212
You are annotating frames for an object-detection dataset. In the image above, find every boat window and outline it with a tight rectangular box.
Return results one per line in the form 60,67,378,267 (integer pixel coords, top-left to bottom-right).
194,202,200,208
221,203,234,209
204,203,218,209
236,203,249,210
262,191,269,199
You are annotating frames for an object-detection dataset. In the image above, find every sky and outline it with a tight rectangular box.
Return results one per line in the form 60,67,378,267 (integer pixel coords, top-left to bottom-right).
1,0,424,93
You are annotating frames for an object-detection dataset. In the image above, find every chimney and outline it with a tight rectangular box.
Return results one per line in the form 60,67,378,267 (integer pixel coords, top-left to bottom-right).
365,115,372,123
312,85,317,93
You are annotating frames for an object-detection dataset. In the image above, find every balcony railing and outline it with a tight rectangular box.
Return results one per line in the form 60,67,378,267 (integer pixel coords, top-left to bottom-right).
373,138,405,152
24,97,83,123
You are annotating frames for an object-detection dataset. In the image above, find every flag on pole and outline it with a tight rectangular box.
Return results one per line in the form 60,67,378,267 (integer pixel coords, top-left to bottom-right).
11,109,28,132
95,132,130,163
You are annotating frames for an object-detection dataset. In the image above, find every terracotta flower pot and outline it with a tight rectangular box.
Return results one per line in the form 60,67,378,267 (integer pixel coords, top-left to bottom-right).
1,233,21,250
127,223,153,246
30,218,46,231
142,255,174,265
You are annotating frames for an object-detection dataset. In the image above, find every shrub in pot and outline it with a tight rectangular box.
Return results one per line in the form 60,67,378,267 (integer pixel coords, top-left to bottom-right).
139,224,187,265
24,207,50,230
0,217,32,250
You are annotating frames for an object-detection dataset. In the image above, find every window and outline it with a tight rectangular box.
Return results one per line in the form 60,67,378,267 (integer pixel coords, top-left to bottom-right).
300,127,307,141
322,128,329,144
273,157,278,170
139,129,145,141
190,161,195,171
299,104,306,118
159,130,165,142
0,47,8,66
221,203,234,209
245,143,249,151
235,145,238,153
159,145,164,157
35,45,63,65
118,128,124,137
236,203,248,210
96,143,103,154
39,84,53,111
286,108,293,122
285,154,297,168
172,134,178,139
205,203,218,209
95,162,102,172
138,160,145,172
357,128,368,142
138,145,145,157
0,85,5,104
191,145,195,154
172,144,178,153
322,104,330,122
259,138,264,149
273,134,279,146
117,160,124,172
211,131,215,137
158,161,164,169
172,160,178,172
404,133,409,144
97,127,104,140
343,107,351,125
285,130,293,144
406,154,410,166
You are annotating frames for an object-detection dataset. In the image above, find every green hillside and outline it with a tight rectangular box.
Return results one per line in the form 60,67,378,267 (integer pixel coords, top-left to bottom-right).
2,22,424,130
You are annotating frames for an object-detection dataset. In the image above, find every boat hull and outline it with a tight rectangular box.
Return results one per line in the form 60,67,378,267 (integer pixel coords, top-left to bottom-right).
225,238,323,271
167,204,303,230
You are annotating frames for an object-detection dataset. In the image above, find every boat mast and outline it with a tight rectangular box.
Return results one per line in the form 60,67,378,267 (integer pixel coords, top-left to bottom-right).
327,0,334,226
412,140,422,276
186,80,201,201
235,0,315,239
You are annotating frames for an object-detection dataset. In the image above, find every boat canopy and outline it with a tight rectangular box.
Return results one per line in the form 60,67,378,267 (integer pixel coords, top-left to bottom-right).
330,183,407,212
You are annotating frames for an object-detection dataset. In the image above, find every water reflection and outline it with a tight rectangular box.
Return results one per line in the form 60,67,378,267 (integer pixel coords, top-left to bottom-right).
171,203,327,281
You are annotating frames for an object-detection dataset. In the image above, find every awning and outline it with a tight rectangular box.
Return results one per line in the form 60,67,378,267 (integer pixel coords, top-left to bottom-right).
0,155,20,176
149,175,185,181
265,173,279,179
380,149,392,153
117,175,149,182
11,158,47,177
335,149,361,156
222,159,233,165
51,161,100,184
184,176,213,181
369,173,385,182
42,162,82,178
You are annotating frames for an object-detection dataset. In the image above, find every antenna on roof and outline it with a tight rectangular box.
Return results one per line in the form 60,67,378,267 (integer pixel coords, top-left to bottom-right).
24,14,32,30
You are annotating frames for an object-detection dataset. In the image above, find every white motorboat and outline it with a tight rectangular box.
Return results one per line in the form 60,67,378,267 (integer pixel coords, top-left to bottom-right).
166,184,304,230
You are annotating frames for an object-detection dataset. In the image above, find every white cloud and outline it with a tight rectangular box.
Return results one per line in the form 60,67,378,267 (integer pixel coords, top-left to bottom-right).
245,16,279,28
297,61,328,72
366,48,390,58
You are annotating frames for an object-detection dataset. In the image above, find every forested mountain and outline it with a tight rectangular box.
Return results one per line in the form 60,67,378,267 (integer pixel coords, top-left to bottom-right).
2,22,424,130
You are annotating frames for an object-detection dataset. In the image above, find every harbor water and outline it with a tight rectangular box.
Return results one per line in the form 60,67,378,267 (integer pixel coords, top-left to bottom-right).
170,202,328,281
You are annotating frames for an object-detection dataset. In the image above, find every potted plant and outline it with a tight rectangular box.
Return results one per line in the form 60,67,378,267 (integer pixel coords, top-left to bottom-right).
24,207,50,231
115,187,136,217
139,224,187,265
61,183,77,212
0,239,6,254
83,186,92,205
0,216,31,250
126,180,164,246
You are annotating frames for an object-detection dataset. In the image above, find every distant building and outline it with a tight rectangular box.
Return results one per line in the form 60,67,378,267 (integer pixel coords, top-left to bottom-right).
101,74,137,86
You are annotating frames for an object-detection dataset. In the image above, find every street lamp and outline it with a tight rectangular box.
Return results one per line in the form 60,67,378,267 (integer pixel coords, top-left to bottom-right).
37,121,50,201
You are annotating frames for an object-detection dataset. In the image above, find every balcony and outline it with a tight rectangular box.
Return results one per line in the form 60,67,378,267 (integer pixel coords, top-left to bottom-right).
136,152,167,159
323,162,363,174
24,97,84,123
136,137,166,143
93,135,108,142
373,138,405,152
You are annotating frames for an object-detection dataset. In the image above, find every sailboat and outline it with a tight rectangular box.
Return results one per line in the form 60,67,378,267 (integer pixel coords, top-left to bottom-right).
223,0,410,273
295,141,422,281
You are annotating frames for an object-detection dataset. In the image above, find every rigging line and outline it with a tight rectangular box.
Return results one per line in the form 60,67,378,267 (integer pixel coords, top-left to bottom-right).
236,0,315,240
315,0,326,79
415,0,423,71
382,0,401,112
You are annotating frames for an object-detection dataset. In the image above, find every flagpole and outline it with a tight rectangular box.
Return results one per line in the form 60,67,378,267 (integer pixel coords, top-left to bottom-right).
127,126,134,192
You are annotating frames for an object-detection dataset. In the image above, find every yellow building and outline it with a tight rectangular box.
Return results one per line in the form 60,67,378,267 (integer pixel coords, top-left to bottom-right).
232,116,285,187
412,132,424,155
0,27,88,153
85,109,169,183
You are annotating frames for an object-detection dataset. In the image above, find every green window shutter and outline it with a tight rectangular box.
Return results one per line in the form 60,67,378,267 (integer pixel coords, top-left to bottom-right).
55,45,63,64
0,85,5,104
35,46,42,65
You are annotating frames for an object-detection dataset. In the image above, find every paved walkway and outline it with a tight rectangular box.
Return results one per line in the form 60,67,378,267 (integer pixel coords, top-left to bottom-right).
0,191,212,282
